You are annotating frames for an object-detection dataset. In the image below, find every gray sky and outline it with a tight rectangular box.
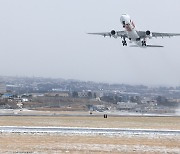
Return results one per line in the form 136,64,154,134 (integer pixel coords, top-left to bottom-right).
0,0,180,86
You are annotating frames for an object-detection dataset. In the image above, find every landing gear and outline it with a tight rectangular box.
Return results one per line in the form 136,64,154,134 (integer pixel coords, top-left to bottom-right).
122,37,127,46
122,40,127,46
142,41,147,46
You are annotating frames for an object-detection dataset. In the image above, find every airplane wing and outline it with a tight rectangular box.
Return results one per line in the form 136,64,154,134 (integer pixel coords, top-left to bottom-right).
137,31,180,38
87,31,127,38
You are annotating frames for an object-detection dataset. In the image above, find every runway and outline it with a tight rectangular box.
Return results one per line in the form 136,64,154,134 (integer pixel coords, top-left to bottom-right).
1,109,180,117
0,126,180,136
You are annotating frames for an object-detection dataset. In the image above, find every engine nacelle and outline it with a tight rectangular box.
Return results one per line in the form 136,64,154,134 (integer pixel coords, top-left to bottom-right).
111,30,118,38
146,30,152,39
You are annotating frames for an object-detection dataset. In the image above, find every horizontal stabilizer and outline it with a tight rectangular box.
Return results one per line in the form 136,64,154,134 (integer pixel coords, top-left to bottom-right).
130,45,164,48
147,45,164,47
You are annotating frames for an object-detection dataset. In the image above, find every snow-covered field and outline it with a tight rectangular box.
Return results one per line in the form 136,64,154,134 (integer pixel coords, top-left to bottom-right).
0,126,180,153
0,126,180,136
0,114,179,153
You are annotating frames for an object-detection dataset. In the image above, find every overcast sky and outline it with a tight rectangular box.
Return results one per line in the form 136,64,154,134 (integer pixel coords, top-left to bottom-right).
0,0,180,86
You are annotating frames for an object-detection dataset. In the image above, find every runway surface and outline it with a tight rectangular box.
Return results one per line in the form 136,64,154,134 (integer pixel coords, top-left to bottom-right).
0,126,180,136
1,109,180,117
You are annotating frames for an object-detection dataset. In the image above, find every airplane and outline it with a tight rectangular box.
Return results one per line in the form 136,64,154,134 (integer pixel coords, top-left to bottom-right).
88,14,180,48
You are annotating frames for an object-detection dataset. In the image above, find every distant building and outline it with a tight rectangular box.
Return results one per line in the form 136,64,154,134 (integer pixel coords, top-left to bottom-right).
77,91,103,98
169,99,180,103
45,92,69,97
94,91,104,98
117,102,137,110
78,91,88,98
0,82,6,94
21,98,29,102
2,93,13,99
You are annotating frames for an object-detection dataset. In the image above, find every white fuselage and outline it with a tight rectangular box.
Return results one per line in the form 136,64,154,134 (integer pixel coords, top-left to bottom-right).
88,14,180,47
120,14,142,47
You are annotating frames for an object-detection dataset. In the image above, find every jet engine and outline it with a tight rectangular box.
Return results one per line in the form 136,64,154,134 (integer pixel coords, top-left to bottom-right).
146,30,152,39
111,30,118,38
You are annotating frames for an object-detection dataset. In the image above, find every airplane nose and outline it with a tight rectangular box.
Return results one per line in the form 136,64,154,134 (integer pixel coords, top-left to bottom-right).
120,16,126,25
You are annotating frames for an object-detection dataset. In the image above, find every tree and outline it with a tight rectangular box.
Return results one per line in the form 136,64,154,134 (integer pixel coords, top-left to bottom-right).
93,93,97,98
156,96,169,106
87,92,92,98
72,91,78,98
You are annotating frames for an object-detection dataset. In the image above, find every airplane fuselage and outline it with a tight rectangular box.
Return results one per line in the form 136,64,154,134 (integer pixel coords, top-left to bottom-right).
120,14,145,47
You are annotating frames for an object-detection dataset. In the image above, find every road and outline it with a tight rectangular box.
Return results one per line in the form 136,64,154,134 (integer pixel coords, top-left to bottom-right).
0,126,180,136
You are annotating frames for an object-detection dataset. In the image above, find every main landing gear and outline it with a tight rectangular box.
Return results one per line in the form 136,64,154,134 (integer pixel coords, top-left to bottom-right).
122,40,127,46
142,40,147,46
122,37,127,46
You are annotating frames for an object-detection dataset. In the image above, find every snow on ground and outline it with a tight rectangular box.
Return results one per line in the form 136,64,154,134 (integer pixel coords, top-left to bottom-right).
1,126,179,153
36,143,180,153
0,126,180,138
